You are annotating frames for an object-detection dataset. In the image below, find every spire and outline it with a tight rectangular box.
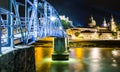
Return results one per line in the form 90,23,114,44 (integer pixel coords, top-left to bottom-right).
103,18,107,27
109,15,117,32
91,16,93,20
111,15,114,22
88,16,96,27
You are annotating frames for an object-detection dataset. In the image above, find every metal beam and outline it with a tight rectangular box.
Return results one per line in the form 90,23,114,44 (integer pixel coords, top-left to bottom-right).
0,14,2,54
16,2,25,6
26,0,38,43
7,0,12,46
0,8,9,14
27,0,34,7
10,13,14,48
33,0,38,38
12,0,25,43
25,0,27,44
44,0,47,36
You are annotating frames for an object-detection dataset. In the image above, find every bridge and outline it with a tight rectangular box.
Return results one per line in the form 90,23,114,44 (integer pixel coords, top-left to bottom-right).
0,0,67,55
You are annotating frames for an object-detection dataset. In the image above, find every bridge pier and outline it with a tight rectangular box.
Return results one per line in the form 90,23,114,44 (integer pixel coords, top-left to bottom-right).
52,37,69,60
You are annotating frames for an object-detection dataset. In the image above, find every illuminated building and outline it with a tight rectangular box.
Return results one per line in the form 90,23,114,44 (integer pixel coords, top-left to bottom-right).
67,16,120,40
88,16,96,27
109,16,117,32
102,18,107,27
117,31,120,39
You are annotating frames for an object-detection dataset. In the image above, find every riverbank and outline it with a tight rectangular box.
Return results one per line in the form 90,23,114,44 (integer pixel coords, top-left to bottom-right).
0,45,35,72
69,40,120,48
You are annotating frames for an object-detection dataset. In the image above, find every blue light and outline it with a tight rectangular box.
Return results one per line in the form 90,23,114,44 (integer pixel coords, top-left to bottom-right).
0,0,66,48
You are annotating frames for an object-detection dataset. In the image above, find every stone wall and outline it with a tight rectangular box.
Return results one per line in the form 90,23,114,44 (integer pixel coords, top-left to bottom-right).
70,40,120,47
0,46,36,72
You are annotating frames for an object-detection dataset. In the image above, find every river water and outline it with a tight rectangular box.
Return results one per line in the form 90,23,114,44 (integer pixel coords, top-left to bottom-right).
35,47,120,72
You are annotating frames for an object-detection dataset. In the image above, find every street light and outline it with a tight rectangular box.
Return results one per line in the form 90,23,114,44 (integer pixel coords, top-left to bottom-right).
50,16,56,21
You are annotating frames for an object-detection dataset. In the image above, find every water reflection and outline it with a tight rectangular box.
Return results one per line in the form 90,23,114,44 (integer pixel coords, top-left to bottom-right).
35,47,120,72
90,48,101,59
34,47,53,71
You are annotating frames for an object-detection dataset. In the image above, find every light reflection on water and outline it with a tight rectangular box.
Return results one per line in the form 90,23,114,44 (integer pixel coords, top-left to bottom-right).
90,48,101,59
35,47,120,72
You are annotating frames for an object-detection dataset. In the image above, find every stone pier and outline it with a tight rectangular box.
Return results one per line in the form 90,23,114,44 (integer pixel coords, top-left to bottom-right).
52,37,69,60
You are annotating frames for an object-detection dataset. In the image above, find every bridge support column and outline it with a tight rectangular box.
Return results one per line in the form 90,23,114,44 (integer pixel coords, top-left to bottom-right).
7,0,12,46
52,37,69,60
10,13,14,48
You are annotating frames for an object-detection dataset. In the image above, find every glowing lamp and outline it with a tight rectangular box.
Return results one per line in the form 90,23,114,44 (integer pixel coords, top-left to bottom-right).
50,16,56,21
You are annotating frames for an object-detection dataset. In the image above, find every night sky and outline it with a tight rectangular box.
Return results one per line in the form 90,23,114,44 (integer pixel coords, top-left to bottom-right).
48,0,120,26
1,0,120,26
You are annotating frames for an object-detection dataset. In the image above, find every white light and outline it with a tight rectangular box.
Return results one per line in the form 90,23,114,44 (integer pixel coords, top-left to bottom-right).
50,16,56,21
90,47,101,61
59,26,62,30
112,49,120,57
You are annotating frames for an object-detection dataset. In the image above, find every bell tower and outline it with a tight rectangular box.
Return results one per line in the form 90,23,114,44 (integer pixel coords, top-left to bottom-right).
109,16,117,32
102,18,107,27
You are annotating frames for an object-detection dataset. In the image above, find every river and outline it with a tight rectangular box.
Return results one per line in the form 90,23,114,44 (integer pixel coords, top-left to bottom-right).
35,46,120,72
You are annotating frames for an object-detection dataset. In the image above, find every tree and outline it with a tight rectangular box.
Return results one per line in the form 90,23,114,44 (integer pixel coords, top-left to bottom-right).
61,20,72,29
116,25,120,31
74,32,80,37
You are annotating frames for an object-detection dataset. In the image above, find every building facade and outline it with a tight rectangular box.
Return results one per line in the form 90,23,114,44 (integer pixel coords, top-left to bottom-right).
66,16,120,40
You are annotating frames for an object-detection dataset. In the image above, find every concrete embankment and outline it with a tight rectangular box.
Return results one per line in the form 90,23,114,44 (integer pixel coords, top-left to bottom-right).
0,45,36,72
69,40,120,48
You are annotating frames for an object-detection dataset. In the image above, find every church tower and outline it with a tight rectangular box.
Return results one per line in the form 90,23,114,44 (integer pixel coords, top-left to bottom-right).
88,16,96,27
109,16,117,32
102,18,107,27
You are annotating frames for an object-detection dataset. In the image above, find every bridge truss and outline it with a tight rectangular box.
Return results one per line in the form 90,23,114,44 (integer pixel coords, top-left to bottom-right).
0,0,66,54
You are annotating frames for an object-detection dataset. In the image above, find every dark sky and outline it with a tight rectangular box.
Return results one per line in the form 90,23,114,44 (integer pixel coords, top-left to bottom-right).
1,0,120,26
48,0,120,26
